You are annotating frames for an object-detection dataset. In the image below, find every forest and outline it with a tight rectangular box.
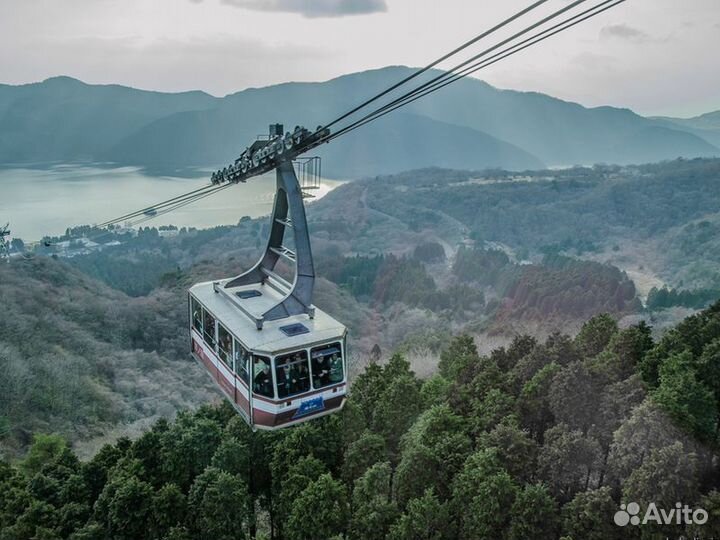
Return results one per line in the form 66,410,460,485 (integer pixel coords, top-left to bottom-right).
2,158,720,537
2,301,720,539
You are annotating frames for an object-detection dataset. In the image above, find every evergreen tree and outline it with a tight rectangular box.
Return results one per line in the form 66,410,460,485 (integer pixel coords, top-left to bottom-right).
388,489,453,540
561,487,623,540
285,474,348,540
348,462,397,540
651,351,718,441
508,483,559,540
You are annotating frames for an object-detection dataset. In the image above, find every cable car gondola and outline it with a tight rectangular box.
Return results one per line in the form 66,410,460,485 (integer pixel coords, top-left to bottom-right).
189,124,347,429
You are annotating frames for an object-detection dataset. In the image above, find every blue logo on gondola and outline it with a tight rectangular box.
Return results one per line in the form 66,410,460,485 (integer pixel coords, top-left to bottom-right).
293,396,325,419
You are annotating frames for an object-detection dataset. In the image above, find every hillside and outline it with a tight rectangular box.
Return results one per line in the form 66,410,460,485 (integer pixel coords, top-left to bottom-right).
43,158,720,342
1,67,718,176
0,77,216,164
652,110,720,147
0,257,217,458
4,157,720,459
2,303,720,539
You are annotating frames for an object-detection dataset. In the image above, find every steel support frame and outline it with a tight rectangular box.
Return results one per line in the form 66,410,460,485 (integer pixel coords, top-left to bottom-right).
224,160,315,329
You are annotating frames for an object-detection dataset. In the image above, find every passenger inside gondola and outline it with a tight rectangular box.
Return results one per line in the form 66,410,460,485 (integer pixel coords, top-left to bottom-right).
253,356,274,397
311,343,343,388
312,354,330,387
275,351,310,398
203,310,216,348
329,352,343,383
276,358,293,398
293,355,310,393
218,325,232,366
234,339,250,384
191,300,202,333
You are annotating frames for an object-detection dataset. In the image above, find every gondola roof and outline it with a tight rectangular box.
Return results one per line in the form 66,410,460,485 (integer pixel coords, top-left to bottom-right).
190,279,346,354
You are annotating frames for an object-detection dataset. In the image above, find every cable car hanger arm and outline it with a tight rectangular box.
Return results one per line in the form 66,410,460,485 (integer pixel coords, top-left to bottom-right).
210,124,330,186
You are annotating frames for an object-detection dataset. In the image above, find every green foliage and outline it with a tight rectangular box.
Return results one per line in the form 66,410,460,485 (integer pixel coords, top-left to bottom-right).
342,430,387,485
191,471,249,540
606,399,689,486
640,300,720,387
651,351,718,441
285,474,348,540
21,435,68,477
0,257,213,456
103,476,154,540
351,353,424,454
274,456,327,529
420,375,451,407
348,462,397,540
438,335,480,382
70,252,178,297
688,490,720,539
394,405,471,504
388,489,452,540
622,441,700,508
647,286,720,310
453,466,518,540
479,423,538,483
517,362,561,441
152,484,186,538
469,388,517,435
2,304,720,539
508,484,558,540
561,487,623,540
549,362,599,434
575,313,618,358
537,424,602,502
161,414,223,491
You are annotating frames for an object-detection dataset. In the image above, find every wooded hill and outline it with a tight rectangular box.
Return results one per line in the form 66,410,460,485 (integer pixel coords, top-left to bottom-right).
1,302,720,539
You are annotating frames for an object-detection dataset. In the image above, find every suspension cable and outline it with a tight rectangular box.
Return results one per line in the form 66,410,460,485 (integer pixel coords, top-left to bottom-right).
96,182,222,228
323,0,624,144
320,0,552,132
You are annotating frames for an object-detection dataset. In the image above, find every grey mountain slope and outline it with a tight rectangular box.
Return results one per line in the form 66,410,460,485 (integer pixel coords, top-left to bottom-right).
608,126,719,164
390,68,719,165
0,76,217,163
0,67,717,174
651,111,720,147
107,66,717,172
313,112,544,177
655,110,720,130
108,107,544,177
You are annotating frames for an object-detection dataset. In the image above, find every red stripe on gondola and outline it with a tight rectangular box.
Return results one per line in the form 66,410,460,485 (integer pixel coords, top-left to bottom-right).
251,382,346,404
253,395,345,428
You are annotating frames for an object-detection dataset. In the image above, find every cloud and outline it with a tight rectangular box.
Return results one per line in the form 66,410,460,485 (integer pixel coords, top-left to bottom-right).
219,0,387,18
0,32,335,96
600,24,650,43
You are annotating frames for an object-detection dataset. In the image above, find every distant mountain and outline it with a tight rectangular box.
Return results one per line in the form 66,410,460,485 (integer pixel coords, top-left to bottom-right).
608,126,719,165
654,110,720,130
0,67,717,176
111,109,543,176
651,111,720,148
0,77,217,163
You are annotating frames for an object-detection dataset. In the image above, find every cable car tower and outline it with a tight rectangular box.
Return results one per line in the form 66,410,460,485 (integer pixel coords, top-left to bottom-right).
189,124,347,430
0,224,10,262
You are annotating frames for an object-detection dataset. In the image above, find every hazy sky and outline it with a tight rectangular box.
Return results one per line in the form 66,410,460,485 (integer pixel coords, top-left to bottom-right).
1,0,718,117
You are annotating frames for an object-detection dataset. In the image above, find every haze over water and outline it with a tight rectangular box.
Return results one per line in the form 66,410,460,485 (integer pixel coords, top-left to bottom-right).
0,164,342,241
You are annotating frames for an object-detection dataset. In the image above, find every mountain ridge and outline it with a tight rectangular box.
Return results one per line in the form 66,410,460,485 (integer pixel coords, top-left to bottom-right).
0,66,717,177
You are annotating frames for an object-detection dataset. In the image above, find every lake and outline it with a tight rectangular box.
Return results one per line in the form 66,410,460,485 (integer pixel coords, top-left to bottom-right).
0,164,343,241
